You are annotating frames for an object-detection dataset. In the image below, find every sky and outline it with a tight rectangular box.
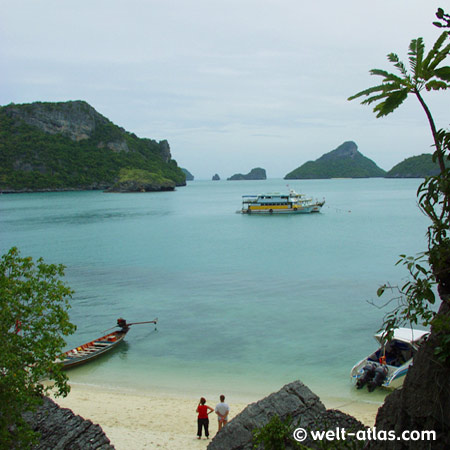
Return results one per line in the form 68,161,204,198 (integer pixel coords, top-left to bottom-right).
1,0,449,179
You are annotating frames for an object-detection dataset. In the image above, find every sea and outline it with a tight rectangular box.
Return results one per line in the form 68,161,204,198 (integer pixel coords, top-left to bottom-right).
0,178,431,405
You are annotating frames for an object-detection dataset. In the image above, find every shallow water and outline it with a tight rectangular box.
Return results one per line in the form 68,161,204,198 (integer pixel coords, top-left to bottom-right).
0,178,430,403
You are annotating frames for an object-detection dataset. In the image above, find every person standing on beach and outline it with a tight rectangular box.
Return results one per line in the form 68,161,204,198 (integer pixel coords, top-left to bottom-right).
196,397,214,439
215,394,230,431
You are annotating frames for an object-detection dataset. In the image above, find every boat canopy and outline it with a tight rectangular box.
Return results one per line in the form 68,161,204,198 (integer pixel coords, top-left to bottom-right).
374,327,429,346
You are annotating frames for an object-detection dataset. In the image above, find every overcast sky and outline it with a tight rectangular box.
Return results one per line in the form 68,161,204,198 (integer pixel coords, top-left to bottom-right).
1,0,448,179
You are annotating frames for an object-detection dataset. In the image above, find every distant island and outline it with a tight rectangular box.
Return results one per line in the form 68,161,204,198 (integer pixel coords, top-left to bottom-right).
212,173,220,180
385,153,448,178
0,101,186,193
284,141,386,179
181,168,194,181
228,167,267,180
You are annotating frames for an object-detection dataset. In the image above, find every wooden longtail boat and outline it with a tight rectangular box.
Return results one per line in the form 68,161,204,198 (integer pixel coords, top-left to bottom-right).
60,318,158,369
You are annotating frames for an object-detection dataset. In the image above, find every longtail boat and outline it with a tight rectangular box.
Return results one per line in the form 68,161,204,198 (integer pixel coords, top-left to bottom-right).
60,317,158,369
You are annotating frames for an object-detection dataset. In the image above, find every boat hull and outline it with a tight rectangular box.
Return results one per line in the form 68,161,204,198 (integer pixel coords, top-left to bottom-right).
240,190,325,215
350,328,429,390
61,330,128,369
241,203,324,214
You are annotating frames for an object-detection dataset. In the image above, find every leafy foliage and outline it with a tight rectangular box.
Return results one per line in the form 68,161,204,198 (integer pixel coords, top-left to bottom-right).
350,11,450,363
109,168,176,191
433,8,450,31
0,247,76,448
252,415,306,449
252,414,365,450
348,28,449,174
375,254,437,342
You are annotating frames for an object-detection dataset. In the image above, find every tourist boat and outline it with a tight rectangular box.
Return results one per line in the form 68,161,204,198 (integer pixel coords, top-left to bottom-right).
239,189,325,214
350,328,429,391
60,318,158,369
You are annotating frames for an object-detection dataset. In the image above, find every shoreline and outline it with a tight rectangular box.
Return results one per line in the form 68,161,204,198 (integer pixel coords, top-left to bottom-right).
51,383,382,450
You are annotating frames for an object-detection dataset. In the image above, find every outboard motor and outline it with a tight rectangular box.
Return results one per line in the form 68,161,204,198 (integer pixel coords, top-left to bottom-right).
117,318,129,332
356,363,376,389
368,365,388,392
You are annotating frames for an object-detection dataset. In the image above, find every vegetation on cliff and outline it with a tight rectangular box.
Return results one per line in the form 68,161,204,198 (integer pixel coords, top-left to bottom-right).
284,141,386,179
0,101,186,192
106,168,176,192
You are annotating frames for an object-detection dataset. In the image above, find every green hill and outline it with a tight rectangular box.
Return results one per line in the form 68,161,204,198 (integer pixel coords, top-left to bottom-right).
386,153,447,178
227,167,267,180
0,101,186,192
284,141,386,179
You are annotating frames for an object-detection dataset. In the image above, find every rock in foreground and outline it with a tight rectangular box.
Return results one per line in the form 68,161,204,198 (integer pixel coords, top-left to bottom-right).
24,397,114,449
207,380,365,450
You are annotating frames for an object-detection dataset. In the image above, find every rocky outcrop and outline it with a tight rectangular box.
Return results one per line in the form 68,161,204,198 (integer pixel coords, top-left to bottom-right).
366,301,450,450
4,101,106,142
207,380,365,450
23,397,114,450
181,168,194,181
212,173,220,180
227,168,267,180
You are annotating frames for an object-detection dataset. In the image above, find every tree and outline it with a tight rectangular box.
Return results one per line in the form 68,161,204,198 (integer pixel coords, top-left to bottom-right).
349,8,450,448
0,247,76,449
348,30,450,173
348,9,450,344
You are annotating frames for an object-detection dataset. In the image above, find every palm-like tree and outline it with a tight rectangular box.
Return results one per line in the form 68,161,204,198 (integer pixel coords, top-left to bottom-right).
348,31,450,173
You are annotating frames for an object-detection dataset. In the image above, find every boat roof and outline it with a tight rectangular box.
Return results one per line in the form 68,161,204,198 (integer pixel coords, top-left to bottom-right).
374,327,429,345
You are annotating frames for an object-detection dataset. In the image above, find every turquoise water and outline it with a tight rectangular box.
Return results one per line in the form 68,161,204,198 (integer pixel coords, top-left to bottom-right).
0,179,430,403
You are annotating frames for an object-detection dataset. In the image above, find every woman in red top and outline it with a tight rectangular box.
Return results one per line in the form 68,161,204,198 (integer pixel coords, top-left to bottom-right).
196,397,214,439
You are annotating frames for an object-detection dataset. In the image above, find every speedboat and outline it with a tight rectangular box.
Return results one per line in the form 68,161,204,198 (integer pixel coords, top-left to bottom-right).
350,327,429,391
239,189,325,214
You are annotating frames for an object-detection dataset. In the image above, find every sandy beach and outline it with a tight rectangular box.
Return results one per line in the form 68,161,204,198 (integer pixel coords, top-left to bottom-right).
52,384,382,450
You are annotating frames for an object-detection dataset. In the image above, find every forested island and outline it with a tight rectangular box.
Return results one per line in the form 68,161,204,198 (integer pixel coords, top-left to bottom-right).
0,101,441,190
0,101,186,193
284,141,386,179
385,153,448,178
227,167,267,180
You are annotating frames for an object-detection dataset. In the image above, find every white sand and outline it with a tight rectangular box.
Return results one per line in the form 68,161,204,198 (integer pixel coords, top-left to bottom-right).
52,384,381,450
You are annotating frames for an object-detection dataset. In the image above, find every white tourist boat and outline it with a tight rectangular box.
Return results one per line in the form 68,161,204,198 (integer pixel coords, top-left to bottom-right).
350,328,430,391
239,189,325,214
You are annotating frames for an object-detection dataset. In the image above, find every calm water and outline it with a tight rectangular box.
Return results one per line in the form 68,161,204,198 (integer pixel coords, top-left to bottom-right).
0,179,430,403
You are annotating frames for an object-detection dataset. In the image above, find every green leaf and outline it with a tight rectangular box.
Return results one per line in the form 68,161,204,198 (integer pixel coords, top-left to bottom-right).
425,80,449,91
377,285,386,297
434,66,450,81
373,88,409,117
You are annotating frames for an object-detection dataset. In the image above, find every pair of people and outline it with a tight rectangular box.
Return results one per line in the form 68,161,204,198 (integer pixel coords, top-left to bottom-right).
196,395,229,439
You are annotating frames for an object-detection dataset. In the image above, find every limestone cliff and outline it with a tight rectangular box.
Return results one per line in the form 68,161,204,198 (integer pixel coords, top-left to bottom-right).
0,101,185,192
